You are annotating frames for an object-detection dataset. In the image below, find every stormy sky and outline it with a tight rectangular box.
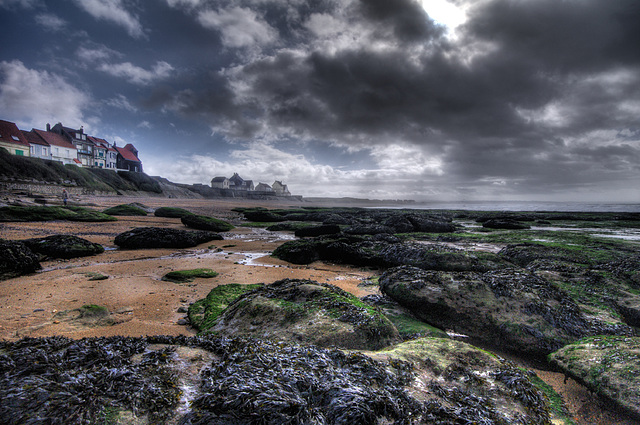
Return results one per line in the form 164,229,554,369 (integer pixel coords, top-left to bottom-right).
1,0,639,202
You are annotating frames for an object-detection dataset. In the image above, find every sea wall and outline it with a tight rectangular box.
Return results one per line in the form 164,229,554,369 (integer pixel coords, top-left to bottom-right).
0,181,112,196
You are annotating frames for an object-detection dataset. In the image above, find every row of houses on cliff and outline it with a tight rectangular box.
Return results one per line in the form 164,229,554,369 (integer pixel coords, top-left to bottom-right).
0,119,143,172
211,173,291,196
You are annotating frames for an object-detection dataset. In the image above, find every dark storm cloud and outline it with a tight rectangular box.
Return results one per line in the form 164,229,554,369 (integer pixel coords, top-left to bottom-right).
3,0,639,200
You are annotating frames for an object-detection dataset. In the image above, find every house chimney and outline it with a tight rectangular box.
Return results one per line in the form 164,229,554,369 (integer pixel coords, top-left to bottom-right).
46,123,50,131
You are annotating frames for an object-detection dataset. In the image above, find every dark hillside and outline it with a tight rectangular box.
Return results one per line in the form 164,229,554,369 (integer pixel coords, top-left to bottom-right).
0,148,161,193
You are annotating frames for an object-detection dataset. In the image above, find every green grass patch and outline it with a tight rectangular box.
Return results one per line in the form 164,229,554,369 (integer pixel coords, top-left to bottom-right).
162,268,219,283
102,204,147,216
188,283,263,332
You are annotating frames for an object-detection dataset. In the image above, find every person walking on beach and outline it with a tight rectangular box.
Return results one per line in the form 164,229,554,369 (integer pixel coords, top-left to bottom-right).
62,189,68,206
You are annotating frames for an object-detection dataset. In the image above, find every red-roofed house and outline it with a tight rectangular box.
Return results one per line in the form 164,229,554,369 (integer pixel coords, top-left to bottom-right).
115,143,143,172
0,120,31,157
21,129,51,160
50,123,95,166
33,129,78,165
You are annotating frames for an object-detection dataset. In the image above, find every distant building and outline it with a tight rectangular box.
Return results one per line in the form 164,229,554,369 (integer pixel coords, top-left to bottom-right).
115,143,143,172
32,129,78,165
272,181,291,196
21,129,50,160
50,123,94,167
211,177,230,189
255,182,273,192
0,119,31,156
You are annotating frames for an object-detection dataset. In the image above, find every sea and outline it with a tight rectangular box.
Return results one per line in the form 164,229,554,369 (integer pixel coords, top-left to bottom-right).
373,201,640,213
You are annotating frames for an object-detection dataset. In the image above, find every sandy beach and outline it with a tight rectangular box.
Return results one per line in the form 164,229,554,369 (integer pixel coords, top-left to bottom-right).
0,194,637,425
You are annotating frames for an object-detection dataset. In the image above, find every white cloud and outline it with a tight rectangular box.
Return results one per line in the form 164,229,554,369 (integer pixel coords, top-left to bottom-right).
76,45,120,62
0,60,90,129
137,120,151,129
105,94,137,112
34,13,67,32
165,0,201,9
197,7,277,48
72,0,144,38
144,141,451,199
97,61,174,85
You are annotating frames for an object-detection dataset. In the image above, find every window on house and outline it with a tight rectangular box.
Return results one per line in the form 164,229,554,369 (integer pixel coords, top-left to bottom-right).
43,147,47,155
30,146,35,154
16,150,24,156
12,135,20,141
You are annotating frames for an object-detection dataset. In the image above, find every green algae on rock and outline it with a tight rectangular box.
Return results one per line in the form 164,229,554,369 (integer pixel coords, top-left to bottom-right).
154,206,194,218
188,283,264,332
211,278,401,350
549,335,640,420
380,265,634,359
0,205,117,222
161,268,219,283
102,204,148,216
180,214,234,232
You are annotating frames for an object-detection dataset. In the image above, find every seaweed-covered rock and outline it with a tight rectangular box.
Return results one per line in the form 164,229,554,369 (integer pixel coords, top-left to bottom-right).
0,335,555,425
406,214,457,233
242,209,286,222
550,336,640,420
181,214,234,232
102,204,148,216
22,235,104,259
272,239,322,264
274,238,508,271
344,224,394,235
114,227,222,249
499,243,589,268
380,265,633,358
0,205,116,222
154,207,194,218
367,337,553,424
483,219,531,230
294,224,341,237
378,242,508,272
0,239,40,280
212,278,401,350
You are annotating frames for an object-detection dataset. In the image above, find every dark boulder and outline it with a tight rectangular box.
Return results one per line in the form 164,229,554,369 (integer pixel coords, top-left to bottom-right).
243,210,286,222
114,227,222,249
0,239,40,280
382,215,415,233
344,224,394,235
407,215,457,233
378,242,507,272
380,265,633,359
294,224,341,237
181,214,234,232
272,239,322,264
550,336,640,420
483,219,530,230
22,235,104,259
212,278,400,350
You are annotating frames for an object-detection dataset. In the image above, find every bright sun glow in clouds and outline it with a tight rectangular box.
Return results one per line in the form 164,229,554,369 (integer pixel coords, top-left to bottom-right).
419,0,467,29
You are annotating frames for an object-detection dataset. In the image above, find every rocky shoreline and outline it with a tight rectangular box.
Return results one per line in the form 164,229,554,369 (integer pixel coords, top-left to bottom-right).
0,194,639,424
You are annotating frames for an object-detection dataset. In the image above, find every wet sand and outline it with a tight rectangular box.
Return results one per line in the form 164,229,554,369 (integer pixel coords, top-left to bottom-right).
0,195,637,425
